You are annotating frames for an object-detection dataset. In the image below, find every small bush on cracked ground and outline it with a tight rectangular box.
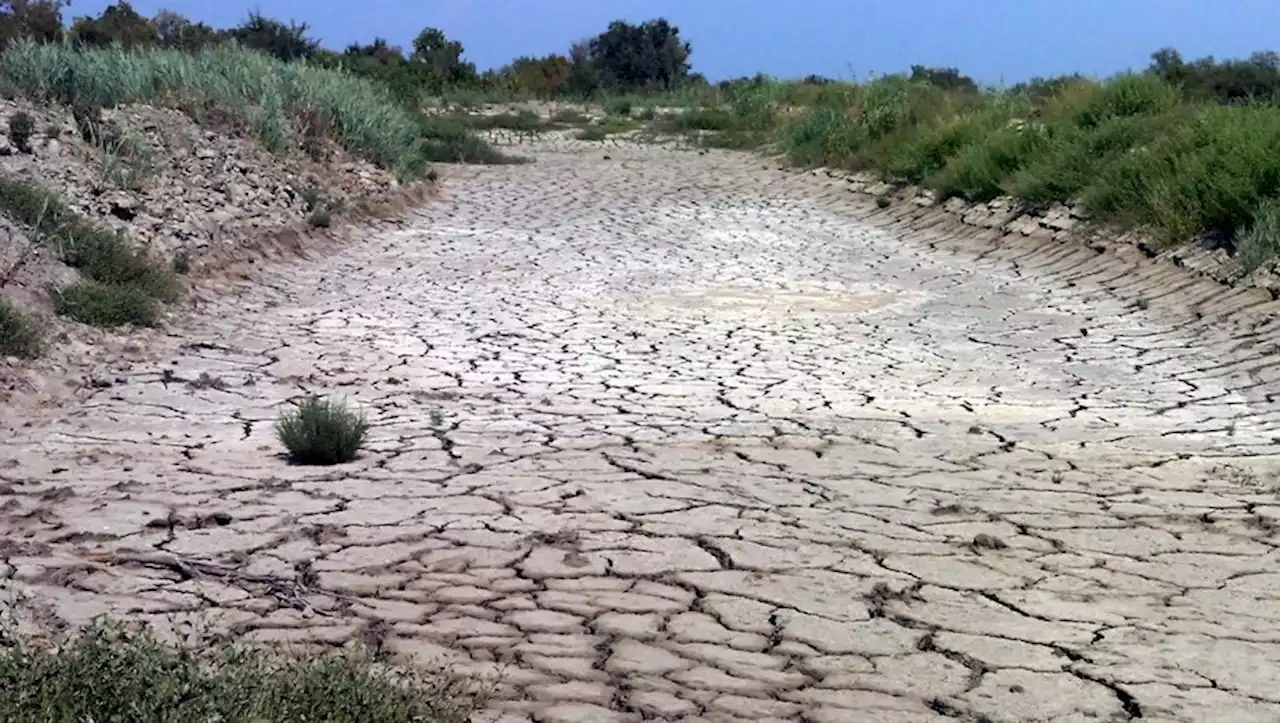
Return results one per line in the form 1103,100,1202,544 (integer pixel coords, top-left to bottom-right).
0,298,41,358
276,395,370,465
0,618,482,723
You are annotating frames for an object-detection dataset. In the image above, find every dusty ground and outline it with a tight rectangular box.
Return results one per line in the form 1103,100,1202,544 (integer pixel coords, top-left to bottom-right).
5,133,1280,722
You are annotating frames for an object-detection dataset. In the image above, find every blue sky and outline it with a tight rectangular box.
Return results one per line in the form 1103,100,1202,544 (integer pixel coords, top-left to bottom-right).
71,0,1280,84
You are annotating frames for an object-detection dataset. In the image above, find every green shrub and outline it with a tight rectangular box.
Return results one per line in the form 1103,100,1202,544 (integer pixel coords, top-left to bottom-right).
1233,197,1280,277
276,395,369,465
0,618,482,723
605,97,633,117
1081,104,1280,244
929,124,1048,202
6,110,33,152
308,208,331,228
51,281,160,327
0,298,41,358
575,127,607,141
780,105,863,167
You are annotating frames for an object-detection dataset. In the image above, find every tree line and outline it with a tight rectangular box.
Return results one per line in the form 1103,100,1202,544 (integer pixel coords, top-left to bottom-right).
3,1,1280,107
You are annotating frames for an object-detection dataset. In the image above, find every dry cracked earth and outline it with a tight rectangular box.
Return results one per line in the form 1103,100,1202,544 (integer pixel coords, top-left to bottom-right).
5,134,1280,723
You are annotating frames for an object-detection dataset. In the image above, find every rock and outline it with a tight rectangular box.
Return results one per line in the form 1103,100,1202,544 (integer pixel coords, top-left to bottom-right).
0,134,11,156
105,193,139,221
1004,214,1043,236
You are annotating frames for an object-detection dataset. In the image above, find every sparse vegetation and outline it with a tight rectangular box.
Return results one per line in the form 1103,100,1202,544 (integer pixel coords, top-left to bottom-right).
0,178,177,326
276,394,370,465
6,108,32,151
0,296,40,357
307,208,331,228
50,279,159,327
0,617,483,723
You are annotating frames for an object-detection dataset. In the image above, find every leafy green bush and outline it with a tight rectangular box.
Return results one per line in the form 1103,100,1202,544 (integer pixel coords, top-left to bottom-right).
276,395,370,465
1081,104,1280,244
0,618,482,723
0,297,41,358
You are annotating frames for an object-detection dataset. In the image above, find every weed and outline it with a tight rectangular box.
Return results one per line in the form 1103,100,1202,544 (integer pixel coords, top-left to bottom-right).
0,297,41,358
171,251,190,275
97,127,156,190
308,208,331,228
51,280,160,327
575,127,607,141
296,185,321,211
876,196,892,208
606,97,633,117
6,110,32,152
1233,198,1280,278
0,617,483,723
550,107,589,125
276,395,369,465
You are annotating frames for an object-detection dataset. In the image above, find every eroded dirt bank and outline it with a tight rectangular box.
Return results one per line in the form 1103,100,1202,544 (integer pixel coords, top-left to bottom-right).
5,134,1280,722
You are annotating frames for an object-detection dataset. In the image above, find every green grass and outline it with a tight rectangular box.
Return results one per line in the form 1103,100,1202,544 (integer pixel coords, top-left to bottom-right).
0,178,177,327
702,72,1280,270
51,280,160,327
0,617,482,723
0,297,41,358
0,39,509,177
276,395,370,465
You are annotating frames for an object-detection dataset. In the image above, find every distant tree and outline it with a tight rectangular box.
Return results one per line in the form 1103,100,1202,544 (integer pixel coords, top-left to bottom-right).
224,10,319,61
0,0,67,47
1149,46,1280,104
586,19,692,91
69,1,158,48
153,9,219,52
410,26,476,88
909,65,978,93
497,53,573,98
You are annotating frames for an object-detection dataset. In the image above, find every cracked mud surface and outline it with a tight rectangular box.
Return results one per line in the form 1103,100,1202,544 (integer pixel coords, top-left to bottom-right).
7,135,1280,722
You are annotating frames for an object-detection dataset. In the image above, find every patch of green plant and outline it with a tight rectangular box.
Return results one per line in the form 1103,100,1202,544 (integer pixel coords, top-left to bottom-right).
928,124,1048,202
0,39,507,178
97,127,157,190
550,107,589,125
1232,197,1280,278
575,127,607,141
1081,103,1280,245
0,297,41,358
605,97,633,117
451,109,544,132
308,208,331,228
0,178,178,325
414,116,525,164
296,184,321,211
276,394,370,465
0,617,483,723
51,280,160,327
6,110,33,152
